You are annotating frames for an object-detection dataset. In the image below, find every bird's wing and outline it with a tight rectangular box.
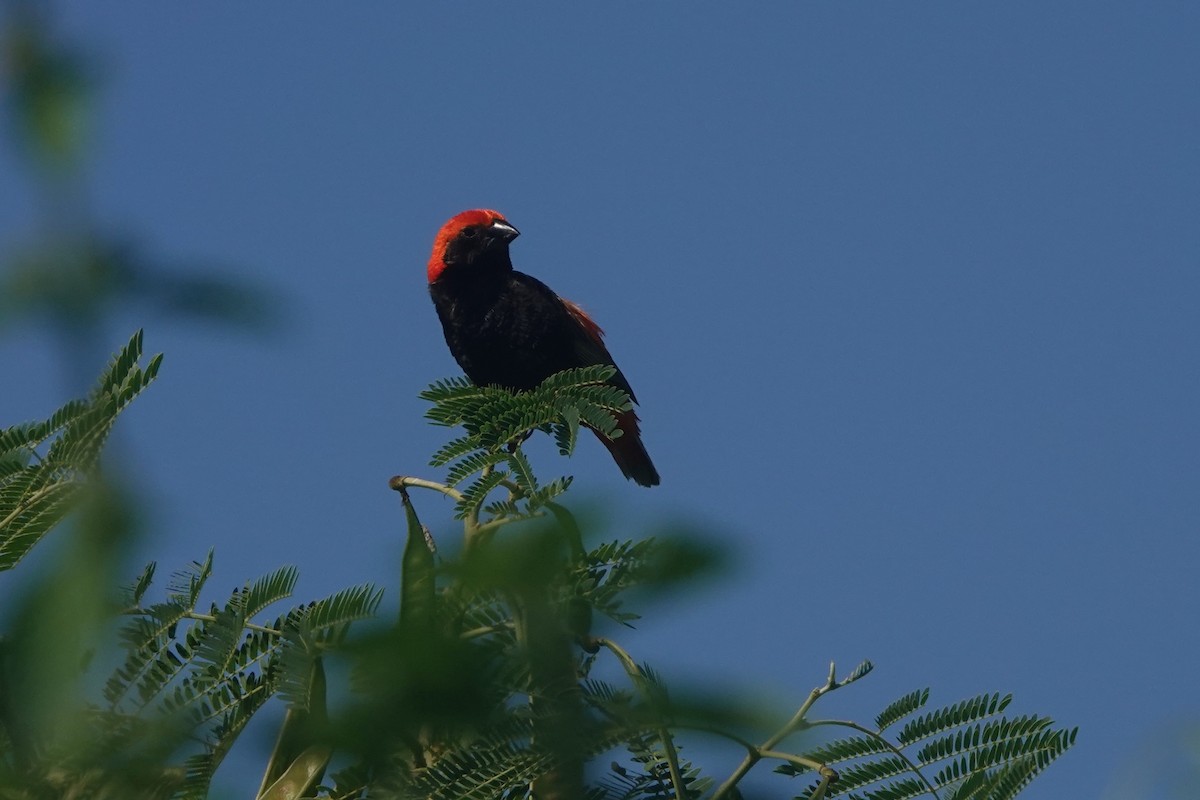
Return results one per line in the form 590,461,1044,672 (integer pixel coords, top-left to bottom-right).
560,298,605,347
559,297,639,404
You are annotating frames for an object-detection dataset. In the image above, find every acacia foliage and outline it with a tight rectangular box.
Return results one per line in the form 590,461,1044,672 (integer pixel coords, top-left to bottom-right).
0,336,1075,799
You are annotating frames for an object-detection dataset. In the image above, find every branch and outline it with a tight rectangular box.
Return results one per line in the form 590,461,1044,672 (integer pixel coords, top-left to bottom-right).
388,475,464,504
710,661,844,800
458,621,514,640
808,765,838,800
757,749,830,773
120,607,281,637
595,637,688,800
389,474,483,543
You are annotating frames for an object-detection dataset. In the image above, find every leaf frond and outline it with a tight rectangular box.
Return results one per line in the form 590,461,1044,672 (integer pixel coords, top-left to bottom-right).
876,688,931,732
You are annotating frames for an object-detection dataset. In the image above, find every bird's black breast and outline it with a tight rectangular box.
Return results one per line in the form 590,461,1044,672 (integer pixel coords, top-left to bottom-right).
431,271,605,391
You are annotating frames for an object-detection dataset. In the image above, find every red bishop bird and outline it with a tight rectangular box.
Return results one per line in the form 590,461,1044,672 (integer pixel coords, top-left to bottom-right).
427,209,660,487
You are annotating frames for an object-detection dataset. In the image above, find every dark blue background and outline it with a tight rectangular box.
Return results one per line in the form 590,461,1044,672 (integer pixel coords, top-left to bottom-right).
3,4,1197,798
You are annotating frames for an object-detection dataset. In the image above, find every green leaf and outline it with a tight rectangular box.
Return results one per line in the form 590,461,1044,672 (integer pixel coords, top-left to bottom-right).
0,331,161,571
125,561,157,606
896,693,1010,747
876,688,931,732
445,450,509,488
431,435,480,468
242,565,300,619
455,469,508,521
299,584,383,641
839,659,874,687
785,735,891,772
258,744,333,800
505,449,539,495
400,490,436,633
552,408,580,456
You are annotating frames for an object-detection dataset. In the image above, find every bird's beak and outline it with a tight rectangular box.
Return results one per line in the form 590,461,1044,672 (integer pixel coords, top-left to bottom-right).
488,220,520,242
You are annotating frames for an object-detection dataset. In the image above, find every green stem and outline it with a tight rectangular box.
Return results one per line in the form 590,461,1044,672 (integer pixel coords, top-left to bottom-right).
388,475,481,542
710,662,842,800
767,661,839,750
186,611,280,635
756,749,829,773
388,475,464,503
808,766,838,800
477,462,495,535
458,622,515,640
470,511,543,541
595,638,688,800
595,636,638,676
672,723,757,752
0,479,73,531
121,607,281,636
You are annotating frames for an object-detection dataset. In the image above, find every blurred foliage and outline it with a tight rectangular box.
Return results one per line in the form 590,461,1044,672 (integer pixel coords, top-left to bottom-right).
1102,721,1200,800
0,329,159,571
0,351,1077,799
0,236,277,341
1,0,90,171
0,4,1077,799
1,0,277,389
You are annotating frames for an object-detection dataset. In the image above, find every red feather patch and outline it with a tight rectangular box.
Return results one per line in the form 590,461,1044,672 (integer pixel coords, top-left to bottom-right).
561,298,606,347
427,209,506,283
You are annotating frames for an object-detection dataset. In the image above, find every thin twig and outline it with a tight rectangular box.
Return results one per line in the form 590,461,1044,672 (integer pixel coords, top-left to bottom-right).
389,474,482,543
809,766,838,800
458,622,515,640
710,661,843,800
181,610,281,636
756,749,829,773
388,475,464,503
121,607,281,636
595,637,688,800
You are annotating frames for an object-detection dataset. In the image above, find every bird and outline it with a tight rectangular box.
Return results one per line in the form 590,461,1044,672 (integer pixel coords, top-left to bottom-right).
426,209,660,487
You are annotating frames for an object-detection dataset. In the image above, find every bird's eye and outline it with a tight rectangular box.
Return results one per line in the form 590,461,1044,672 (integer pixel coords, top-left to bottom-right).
461,227,478,239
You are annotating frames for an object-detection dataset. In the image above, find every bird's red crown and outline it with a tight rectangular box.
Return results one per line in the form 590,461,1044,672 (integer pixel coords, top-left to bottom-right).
427,208,509,284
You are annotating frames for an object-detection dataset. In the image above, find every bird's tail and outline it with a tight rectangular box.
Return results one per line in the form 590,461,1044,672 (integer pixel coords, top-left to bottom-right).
594,410,660,487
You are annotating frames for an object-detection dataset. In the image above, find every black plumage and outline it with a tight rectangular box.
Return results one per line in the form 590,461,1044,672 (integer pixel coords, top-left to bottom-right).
427,209,659,487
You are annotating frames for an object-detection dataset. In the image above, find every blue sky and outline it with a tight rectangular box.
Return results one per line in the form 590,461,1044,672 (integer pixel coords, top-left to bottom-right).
2,3,1198,797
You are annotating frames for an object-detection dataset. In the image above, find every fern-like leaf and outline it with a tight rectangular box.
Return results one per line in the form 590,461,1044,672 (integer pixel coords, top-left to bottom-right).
774,735,891,776
455,469,508,521
123,561,157,606
553,408,580,455
526,476,573,512
506,449,539,496
431,435,481,468
298,584,383,642
839,659,875,687
896,693,1010,748
446,450,510,488
242,564,300,619
876,688,931,732
817,754,911,796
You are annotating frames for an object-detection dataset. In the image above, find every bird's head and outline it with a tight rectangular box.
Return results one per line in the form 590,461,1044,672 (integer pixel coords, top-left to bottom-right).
427,209,520,284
